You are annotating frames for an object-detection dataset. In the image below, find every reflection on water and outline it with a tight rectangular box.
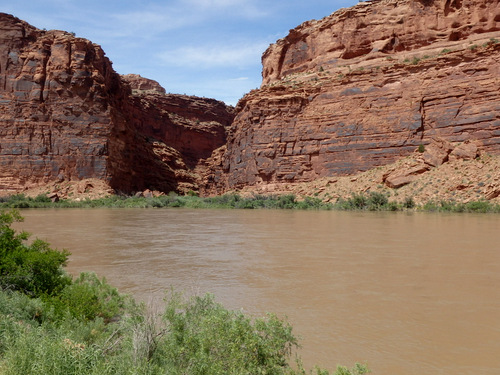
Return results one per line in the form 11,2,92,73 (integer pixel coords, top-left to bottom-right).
16,208,500,374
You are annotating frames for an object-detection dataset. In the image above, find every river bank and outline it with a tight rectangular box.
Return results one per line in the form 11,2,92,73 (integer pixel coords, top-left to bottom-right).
2,152,499,211
1,190,500,213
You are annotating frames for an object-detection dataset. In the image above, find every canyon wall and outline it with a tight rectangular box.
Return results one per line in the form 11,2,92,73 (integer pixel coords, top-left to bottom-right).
2,1,500,198
210,0,500,192
0,13,233,195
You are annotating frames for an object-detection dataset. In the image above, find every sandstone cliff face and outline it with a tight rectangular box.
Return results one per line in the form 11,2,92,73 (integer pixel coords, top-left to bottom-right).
0,14,119,191
212,0,500,192
121,75,233,192
0,14,233,195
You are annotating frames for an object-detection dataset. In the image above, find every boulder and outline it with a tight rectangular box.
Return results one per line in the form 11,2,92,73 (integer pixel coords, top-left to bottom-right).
449,142,479,161
383,164,429,189
423,138,454,167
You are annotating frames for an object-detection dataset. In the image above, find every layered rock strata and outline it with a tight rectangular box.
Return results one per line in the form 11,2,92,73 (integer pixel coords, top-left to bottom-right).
0,14,233,195
121,77,233,192
211,0,500,192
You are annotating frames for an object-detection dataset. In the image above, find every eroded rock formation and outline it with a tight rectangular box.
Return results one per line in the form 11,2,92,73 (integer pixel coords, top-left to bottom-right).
210,0,500,193
0,13,233,196
2,0,500,199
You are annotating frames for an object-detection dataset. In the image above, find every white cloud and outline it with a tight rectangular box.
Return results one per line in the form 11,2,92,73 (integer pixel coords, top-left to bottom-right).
158,41,269,69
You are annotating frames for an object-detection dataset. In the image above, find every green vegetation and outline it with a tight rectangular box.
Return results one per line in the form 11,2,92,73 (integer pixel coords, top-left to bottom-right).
1,191,500,213
335,192,398,211
421,199,500,213
0,210,368,374
335,193,500,213
483,38,499,47
0,193,333,210
0,210,71,297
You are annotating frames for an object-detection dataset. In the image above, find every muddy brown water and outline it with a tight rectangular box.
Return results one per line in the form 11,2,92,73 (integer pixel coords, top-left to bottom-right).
15,208,500,374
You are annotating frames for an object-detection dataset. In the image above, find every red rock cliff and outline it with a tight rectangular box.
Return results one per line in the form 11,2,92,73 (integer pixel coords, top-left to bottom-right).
210,0,500,192
0,13,233,195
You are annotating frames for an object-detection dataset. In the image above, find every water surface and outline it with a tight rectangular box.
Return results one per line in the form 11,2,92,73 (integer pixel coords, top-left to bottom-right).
17,208,500,374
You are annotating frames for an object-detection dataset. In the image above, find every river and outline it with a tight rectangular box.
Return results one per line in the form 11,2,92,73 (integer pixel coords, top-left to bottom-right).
15,208,500,374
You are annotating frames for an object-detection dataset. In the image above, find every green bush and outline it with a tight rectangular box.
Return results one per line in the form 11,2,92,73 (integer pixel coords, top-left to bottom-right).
1,321,106,375
0,210,71,297
156,292,299,374
275,194,297,209
54,272,128,322
463,200,492,213
403,197,415,209
366,192,388,210
335,192,391,211
350,194,368,209
34,194,52,203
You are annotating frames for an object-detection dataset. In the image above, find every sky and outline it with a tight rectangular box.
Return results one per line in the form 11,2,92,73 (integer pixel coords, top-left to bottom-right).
2,1,359,105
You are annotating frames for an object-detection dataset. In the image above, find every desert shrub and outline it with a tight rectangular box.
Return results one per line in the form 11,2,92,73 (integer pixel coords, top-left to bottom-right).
422,201,439,211
296,196,331,210
1,287,367,375
274,194,297,209
154,292,299,374
53,272,128,322
0,210,71,297
147,197,165,208
350,194,368,209
403,197,415,209
333,363,370,375
439,200,457,211
386,201,400,211
234,198,260,209
366,192,388,210
0,291,47,356
417,200,500,213
463,200,492,213
34,194,52,203
1,322,106,375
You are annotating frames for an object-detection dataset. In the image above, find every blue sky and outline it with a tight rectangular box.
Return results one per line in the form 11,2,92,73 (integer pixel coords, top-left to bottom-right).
3,1,358,105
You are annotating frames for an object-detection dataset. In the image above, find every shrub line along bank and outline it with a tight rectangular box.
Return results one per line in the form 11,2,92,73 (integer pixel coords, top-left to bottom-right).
1,192,500,212
0,209,369,375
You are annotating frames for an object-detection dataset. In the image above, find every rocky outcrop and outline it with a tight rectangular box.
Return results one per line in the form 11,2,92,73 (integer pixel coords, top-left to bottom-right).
3,1,499,198
122,74,166,94
210,0,500,192
121,88,233,193
0,14,119,192
0,13,233,196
